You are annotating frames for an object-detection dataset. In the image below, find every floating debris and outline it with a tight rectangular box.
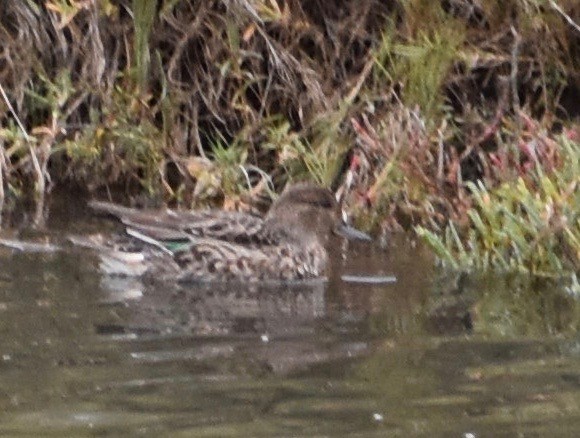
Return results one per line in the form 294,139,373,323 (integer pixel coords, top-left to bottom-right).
341,275,396,284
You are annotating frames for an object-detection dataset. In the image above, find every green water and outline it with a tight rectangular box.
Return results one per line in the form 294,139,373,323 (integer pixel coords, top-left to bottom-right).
0,200,578,436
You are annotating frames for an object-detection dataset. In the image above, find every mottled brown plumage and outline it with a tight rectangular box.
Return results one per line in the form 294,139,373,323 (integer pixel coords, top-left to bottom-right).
83,183,368,282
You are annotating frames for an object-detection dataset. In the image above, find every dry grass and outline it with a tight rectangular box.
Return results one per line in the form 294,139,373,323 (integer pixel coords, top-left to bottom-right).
0,0,578,271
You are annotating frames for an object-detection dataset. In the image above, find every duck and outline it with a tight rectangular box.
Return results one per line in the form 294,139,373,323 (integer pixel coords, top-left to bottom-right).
76,182,370,283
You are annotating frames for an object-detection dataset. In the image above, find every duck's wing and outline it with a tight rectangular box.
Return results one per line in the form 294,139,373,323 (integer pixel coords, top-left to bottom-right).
169,210,264,242
88,201,264,243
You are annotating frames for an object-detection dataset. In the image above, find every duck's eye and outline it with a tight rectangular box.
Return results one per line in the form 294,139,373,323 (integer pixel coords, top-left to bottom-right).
302,197,333,209
297,191,335,209
279,185,336,210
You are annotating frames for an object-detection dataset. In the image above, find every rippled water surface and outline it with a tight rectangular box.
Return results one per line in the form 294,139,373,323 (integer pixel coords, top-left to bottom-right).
0,196,579,436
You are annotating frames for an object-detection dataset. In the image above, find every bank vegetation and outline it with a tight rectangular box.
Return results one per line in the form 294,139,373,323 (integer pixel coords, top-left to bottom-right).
0,0,578,277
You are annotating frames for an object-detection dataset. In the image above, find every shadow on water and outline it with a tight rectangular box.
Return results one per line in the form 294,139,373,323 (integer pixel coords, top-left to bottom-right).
0,192,579,436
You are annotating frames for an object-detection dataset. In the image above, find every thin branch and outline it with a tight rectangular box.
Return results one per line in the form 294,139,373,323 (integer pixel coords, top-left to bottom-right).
0,83,31,141
550,1,580,34
510,26,522,130
0,82,46,225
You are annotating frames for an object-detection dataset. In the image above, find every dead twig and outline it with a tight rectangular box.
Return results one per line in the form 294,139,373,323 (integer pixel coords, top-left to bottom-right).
550,1,580,34
510,26,521,131
0,82,46,226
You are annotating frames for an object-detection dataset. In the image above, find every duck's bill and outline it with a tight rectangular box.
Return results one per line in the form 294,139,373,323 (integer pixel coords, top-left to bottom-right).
336,223,372,241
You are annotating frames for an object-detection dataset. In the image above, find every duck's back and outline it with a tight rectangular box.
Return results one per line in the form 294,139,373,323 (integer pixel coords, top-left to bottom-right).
89,201,265,243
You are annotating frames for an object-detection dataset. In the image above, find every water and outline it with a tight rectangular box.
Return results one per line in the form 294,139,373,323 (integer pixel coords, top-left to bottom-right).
0,196,579,436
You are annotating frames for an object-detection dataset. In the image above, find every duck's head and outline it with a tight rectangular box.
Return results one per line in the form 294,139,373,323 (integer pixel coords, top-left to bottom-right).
264,183,370,245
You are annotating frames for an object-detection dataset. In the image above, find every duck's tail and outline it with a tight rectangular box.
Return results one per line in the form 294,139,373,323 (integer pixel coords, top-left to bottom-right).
88,200,136,219
68,235,149,277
